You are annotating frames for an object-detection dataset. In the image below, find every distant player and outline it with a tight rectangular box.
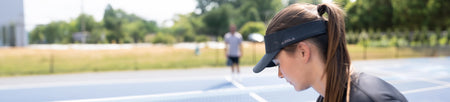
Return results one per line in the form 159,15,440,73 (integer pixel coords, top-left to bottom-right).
225,25,243,80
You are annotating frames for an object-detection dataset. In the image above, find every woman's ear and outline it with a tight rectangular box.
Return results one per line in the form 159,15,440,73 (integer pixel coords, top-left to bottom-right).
296,42,311,63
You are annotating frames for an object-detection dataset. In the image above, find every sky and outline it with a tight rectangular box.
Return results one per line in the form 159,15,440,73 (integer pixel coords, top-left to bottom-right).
24,0,198,31
23,0,337,32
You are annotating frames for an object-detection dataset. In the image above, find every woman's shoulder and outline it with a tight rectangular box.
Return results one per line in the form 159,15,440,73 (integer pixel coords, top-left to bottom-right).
349,72,408,102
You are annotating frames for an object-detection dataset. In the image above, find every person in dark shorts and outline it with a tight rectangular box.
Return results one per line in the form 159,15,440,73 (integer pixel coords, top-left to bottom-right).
225,25,243,80
253,2,407,102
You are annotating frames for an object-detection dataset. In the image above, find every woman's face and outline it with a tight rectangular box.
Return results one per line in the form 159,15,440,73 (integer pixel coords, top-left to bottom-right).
275,45,314,91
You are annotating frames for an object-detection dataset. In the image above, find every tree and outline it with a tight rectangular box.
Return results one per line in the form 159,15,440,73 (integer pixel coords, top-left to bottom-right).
103,4,124,43
345,0,393,31
344,0,449,31
334,0,350,7
73,14,105,43
171,14,197,42
202,4,233,38
392,0,449,30
242,0,282,22
196,0,242,14
123,21,147,43
29,25,46,44
197,0,282,27
88,25,106,44
152,32,176,44
75,14,98,32
38,21,72,44
297,0,321,4
144,20,158,34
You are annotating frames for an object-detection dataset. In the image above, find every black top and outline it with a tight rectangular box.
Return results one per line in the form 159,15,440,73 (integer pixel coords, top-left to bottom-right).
316,72,408,102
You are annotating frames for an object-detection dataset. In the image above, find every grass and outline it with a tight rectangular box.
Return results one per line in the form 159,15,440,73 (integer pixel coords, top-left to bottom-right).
1,43,449,77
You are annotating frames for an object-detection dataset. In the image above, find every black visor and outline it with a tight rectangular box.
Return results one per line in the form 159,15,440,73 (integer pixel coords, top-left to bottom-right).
253,20,327,73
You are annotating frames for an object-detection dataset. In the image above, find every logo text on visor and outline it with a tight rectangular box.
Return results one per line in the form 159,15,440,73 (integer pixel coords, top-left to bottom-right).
281,37,295,45
263,20,327,53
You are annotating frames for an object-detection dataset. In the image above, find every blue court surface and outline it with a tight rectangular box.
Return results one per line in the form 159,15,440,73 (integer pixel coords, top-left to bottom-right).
0,57,449,102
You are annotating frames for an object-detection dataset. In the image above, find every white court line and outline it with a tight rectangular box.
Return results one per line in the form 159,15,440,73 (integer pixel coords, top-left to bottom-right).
55,91,204,102
249,92,268,102
55,84,290,102
56,76,288,102
225,76,268,102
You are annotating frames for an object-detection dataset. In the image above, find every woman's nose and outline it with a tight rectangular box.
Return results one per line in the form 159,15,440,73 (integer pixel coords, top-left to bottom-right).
278,68,284,78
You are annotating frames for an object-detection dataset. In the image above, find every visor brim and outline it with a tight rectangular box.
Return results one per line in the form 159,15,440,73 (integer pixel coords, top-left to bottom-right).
253,50,280,73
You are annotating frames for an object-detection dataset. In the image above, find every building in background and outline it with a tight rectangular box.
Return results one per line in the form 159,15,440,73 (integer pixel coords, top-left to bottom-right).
0,0,27,47
73,32,89,43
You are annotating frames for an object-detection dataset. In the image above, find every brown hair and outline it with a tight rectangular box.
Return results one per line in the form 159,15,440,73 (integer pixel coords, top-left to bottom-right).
266,3,351,102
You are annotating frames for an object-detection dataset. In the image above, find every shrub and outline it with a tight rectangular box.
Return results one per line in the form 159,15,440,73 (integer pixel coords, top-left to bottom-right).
152,33,176,44
195,35,209,42
239,21,266,40
183,33,196,42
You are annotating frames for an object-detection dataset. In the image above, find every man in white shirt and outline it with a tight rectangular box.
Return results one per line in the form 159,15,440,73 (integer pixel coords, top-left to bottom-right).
224,25,243,80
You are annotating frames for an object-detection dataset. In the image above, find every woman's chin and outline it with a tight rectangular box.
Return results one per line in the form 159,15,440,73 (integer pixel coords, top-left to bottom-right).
293,85,310,91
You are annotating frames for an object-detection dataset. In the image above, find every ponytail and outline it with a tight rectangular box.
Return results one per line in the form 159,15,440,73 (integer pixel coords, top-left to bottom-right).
317,3,352,102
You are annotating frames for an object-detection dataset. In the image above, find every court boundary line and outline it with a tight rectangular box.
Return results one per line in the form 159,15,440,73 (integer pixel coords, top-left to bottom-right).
55,77,290,102
225,76,268,102
54,91,204,102
1,73,277,91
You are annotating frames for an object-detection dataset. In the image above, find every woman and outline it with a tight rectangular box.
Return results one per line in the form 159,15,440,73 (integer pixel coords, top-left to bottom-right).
253,3,407,102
